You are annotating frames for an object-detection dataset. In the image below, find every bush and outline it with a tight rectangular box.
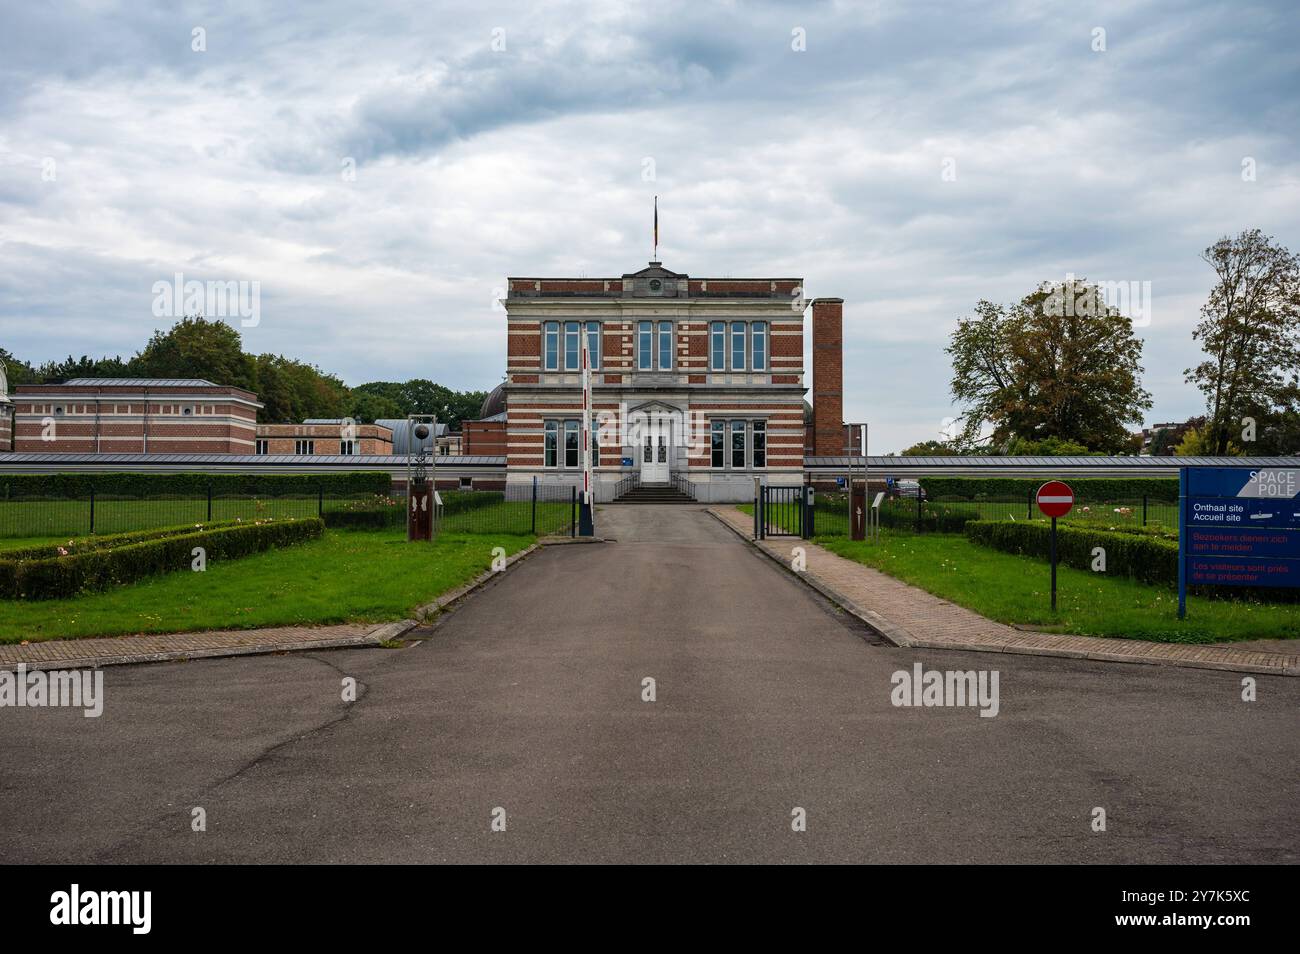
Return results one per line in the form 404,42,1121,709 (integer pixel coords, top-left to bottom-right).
0,518,324,600
0,472,390,500
964,519,1176,585
920,477,1177,503
0,521,250,561
322,494,404,529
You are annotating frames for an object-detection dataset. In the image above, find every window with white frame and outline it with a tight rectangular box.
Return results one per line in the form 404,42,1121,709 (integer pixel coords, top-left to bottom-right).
544,321,559,371
752,420,766,468
585,321,601,370
295,439,315,455
255,439,269,455
564,321,580,370
658,321,673,370
730,420,746,468
564,420,580,467
730,321,746,370
544,421,558,467
638,321,652,370
710,322,725,371
710,420,724,467
752,321,767,371
340,439,356,455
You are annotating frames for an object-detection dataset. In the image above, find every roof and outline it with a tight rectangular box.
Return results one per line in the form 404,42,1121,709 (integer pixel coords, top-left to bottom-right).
60,378,221,387
478,382,506,419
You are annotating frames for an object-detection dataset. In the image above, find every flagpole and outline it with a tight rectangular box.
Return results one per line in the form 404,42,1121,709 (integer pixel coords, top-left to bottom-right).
653,195,658,261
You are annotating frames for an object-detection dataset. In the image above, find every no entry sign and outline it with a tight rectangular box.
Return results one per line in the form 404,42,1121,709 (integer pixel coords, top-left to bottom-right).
1036,481,1074,519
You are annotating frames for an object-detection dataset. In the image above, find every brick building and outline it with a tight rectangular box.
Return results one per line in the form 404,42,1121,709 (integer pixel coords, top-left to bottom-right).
255,420,394,456
500,261,844,502
11,378,261,454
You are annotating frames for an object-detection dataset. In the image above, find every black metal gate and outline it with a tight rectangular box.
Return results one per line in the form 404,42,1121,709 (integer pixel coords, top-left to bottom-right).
757,485,809,539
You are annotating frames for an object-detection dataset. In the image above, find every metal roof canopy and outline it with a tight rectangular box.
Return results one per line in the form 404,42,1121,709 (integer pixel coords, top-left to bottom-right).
57,378,222,388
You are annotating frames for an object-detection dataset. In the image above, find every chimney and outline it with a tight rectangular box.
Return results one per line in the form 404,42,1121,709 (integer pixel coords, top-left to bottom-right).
811,297,845,456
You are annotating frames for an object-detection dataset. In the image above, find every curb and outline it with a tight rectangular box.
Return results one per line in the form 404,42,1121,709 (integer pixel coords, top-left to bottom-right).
2,541,544,672
706,508,1299,678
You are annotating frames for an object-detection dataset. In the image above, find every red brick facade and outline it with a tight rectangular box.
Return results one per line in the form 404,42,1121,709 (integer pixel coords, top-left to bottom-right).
501,262,834,502
811,298,846,457
12,380,261,454
255,422,393,456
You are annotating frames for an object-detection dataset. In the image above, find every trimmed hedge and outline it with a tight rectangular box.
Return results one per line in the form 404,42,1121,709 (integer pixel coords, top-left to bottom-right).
964,519,1176,586
921,477,1178,502
0,472,390,500
0,517,324,600
1,520,250,561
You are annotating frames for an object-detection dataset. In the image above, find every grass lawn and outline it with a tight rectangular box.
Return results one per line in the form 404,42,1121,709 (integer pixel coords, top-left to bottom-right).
0,528,532,643
817,530,1300,645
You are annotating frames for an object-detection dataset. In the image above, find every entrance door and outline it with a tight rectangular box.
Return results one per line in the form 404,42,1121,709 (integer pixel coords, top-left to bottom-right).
641,417,669,484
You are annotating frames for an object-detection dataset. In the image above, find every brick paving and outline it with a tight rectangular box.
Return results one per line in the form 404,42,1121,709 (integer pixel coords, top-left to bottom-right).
0,624,381,671
711,507,1300,676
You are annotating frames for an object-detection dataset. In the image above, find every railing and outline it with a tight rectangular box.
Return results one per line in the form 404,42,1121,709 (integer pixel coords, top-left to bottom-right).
614,473,640,499
670,473,697,500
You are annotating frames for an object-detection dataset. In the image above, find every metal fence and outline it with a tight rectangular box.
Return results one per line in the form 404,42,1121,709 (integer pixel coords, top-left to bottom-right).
808,490,1180,538
0,481,584,539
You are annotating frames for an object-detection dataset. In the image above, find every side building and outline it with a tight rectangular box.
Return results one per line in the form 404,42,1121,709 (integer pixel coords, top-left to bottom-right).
11,378,261,454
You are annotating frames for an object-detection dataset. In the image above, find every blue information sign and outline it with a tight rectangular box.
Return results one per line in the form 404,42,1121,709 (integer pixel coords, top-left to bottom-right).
1179,466,1300,617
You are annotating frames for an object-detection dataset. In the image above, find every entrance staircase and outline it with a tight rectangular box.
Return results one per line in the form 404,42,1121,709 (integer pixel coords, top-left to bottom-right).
614,475,696,504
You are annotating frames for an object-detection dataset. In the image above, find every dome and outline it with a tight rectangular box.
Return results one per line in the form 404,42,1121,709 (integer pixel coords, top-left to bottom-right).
479,382,506,419
803,398,814,423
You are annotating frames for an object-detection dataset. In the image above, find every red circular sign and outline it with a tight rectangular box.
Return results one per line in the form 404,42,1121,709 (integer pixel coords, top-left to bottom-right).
1036,480,1074,518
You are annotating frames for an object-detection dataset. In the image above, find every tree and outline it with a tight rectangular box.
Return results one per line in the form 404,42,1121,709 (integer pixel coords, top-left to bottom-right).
1185,229,1300,456
130,316,255,390
900,439,957,456
946,279,1153,453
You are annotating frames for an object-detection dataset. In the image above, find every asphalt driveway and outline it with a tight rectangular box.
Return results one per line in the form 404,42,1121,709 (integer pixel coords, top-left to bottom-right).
1,505,1295,863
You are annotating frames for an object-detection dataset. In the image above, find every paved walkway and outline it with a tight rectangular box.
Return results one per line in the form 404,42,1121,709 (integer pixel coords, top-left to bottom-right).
0,624,383,670
710,507,1300,676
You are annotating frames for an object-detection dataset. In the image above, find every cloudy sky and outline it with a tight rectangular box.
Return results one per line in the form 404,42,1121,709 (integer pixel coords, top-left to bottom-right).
1,0,1297,452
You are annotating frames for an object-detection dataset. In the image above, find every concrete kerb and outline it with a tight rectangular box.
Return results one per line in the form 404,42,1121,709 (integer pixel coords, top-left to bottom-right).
706,508,1299,677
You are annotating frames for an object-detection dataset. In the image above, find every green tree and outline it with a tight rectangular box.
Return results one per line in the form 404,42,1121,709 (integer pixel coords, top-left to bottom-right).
947,279,1153,452
900,439,957,456
1185,229,1300,455
130,316,255,389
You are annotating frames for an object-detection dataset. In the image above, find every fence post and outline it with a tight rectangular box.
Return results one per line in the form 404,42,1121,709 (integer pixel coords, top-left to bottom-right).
916,492,922,533
207,479,213,522
318,483,324,517
759,487,766,540
89,485,95,534
570,486,576,538
1142,495,1148,526
1027,489,1034,521
531,476,538,535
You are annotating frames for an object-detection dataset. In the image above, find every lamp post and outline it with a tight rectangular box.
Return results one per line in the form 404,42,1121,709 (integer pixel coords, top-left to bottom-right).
406,414,438,541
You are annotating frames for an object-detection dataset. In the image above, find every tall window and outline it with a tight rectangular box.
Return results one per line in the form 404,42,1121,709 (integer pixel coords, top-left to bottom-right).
564,321,580,370
752,321,767,371
591,423,600,465
638,321,652,370
339,439,356,455
730,321,746,370
544,421,558,467
711,420,724,467
544,321,559,371
730,420,746,468
295,439,315,455
585,321,601,370
255,439,268,455
564,420,580,467
752,420,766,468
658,321,673,370
710,322,725,371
